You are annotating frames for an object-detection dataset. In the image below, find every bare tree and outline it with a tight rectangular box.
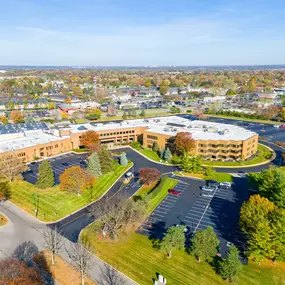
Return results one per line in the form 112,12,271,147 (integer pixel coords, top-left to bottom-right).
90,194,146,240
0,151,28,182
66,242,93,285
43,226,63,265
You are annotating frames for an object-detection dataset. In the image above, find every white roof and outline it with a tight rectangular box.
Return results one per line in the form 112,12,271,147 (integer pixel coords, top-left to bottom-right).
0,130,68,153
70,116,257,141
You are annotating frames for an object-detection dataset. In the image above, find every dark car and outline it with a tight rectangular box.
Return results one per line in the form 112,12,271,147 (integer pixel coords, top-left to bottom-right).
207,180,219,188
62,162,69,166
168,189,181,196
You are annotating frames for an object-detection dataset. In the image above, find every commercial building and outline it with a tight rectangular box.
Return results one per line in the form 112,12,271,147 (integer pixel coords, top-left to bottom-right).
0,116,258,162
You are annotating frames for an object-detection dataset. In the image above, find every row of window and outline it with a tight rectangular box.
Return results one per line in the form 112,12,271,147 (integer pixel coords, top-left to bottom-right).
199,144,243,148
100,130,135,137
199,149,242,154
147,135,158,140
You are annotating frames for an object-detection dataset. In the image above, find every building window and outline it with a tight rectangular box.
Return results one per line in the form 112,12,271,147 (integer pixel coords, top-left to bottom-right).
147,135,158,140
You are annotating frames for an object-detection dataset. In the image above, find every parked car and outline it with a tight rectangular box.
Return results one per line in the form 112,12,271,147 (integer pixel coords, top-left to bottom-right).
201,192,214,198
219,182,232,189
62,162,69,166
168,189,181,196
207,180,219,188
248,188,259,194
274,125,280,128
201,186,215,192
280,125,285,129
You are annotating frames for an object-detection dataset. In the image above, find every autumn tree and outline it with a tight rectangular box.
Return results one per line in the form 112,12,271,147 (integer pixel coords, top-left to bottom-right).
59,166,96,195
10,110,24,123
139,168,161,185
0,258,44,285
193,110,207,120
191,226,219,262
80,130,99,149
175,132,195,155
0,152,27,182
0,115,8,124
160,225,186,258
36,160,54,189
64,97,72,104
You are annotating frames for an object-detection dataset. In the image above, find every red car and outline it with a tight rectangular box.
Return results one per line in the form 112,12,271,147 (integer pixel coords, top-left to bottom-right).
168,189,181,196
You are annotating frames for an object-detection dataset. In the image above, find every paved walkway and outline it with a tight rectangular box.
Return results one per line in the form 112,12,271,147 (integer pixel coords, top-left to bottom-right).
0,201,136,285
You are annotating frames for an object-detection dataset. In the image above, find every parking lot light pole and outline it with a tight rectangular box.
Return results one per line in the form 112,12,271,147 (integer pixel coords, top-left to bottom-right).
32,194,36,214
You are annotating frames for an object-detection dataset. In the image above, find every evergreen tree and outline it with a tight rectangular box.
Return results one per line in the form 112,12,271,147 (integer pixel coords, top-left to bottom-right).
218,246,242,282
160,148,165,159
191,226,219,262
36,160,54,189
164,148,172,162
152,141,160,153
0,180,11,200
140,109,146,117
119,152,128,166
122,111,127,120
98,146,114,174
87,152,102,177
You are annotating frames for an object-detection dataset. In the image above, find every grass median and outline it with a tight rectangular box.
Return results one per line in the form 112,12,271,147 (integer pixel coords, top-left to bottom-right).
10,162,132,222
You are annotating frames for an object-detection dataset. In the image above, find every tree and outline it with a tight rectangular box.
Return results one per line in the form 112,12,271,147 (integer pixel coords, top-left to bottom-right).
218,246,242,282
43,226,63,265
0,152,27,182
10,110,24,123
91,194,146,240
80,130,99,149
66,242,92,285
72,86,83,96
191,226,219,262
87,152,102,177
140,109,146,117
175,132,195,155
139,168,161,185
98,146,114,174
64,97,72,104
59,166,96,195
119,152,128,166
246,167,285,208
107,105,117,116
122,111,127,120
152,141,160,153
0,258,44,285
86,109,102,120
204,163,215,177
160,225,185,258
0,180,11,200
181,155,203,173
164,147,172,162
36,160,54,189
226,89,237,96
0,115,8,124
160,82,169,95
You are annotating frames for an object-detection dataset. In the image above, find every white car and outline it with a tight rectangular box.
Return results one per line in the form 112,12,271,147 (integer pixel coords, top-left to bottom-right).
219,182,231,189
202,193,214,198
201,186,215,192
274,125,280,128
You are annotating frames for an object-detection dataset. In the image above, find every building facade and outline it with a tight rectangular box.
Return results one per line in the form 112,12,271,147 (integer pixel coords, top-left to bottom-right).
0,117,259,163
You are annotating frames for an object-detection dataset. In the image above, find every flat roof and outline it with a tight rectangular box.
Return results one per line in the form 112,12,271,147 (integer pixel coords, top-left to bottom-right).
0,130,68,153
70,116,257,141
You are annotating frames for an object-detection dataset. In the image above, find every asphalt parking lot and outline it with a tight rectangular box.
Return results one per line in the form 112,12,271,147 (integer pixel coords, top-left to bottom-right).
23,152,88,185
137,175,249,256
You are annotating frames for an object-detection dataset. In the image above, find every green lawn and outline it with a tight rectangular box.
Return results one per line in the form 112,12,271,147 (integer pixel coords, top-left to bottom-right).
202,144,273,167
10,162,132,222
140,148,161,162
176,171,233,182
82,229,285,285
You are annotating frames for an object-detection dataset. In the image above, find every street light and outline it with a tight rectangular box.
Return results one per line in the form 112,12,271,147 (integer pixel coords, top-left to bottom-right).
31,193,40,217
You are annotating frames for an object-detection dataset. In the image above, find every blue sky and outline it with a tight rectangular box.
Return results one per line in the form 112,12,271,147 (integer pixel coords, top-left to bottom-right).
0,0,285,66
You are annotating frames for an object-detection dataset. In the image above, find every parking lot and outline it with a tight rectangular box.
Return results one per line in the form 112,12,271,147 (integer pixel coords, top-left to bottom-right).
23,152,88,185
137,175,249,255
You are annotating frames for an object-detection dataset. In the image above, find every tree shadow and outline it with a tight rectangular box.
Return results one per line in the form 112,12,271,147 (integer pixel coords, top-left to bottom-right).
12,241,55,285
98,263,127,285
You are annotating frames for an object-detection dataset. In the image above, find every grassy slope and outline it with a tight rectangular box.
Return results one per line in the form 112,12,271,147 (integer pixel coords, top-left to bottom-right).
10,162,132,222
82,229,285,285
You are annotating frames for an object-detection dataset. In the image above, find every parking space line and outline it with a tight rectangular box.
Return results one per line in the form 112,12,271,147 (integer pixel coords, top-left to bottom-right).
152,213,165,218
160,201,176,206
153,209,168,214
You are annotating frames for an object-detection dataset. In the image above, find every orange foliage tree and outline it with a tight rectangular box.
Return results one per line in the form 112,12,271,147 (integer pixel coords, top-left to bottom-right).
0,258,44,285
174,132,195,155
79,130,99,150
59,166,96,195
10,110,24,123
139,168,161,185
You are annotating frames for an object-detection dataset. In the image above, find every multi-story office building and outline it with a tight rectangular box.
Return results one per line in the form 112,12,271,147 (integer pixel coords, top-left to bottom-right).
0,117,258,162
